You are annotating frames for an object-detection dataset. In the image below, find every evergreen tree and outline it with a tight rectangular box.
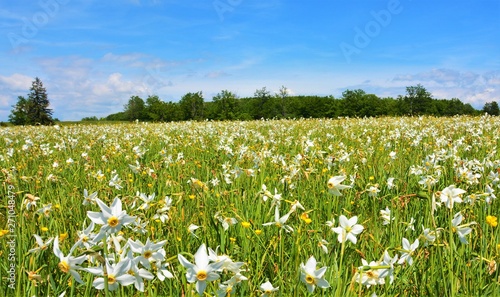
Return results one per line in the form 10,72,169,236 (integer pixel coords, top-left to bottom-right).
9,77,53,125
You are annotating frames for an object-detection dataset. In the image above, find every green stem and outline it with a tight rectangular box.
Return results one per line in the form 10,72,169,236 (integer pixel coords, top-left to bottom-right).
103,237,109,297
449,210,455,297
336,239,346,297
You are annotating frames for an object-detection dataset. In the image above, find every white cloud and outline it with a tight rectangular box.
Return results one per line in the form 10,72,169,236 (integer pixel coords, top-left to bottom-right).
0,73,33,91
390,68,500,107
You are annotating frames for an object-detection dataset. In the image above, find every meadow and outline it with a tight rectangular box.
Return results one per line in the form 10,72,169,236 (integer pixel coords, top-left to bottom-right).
1,115,499,296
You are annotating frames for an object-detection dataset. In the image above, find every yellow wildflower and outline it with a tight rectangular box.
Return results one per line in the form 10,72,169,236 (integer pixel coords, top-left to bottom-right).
486,215,498,227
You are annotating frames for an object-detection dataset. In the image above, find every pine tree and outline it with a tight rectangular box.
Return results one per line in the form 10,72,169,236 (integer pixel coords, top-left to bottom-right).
8,77,54,125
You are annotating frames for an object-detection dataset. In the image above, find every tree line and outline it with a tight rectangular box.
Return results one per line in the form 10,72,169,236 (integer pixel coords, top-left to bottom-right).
6,78,500,125
101,84,498,122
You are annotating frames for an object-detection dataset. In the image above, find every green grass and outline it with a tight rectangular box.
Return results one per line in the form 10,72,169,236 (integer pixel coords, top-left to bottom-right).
1,116,500,296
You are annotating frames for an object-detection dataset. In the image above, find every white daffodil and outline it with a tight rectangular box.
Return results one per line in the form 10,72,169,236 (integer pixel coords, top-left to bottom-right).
76,222,97,249
356,259,384,287
327,176,351,196
367,185,380,197
331,215,364,244
87,197,136,242
84,259,135,291
24,194,40,211
28,234,54,253
128,238,167,269
152,196,173,223
422,226,438,246
440,185,466,209
188,224,201,238
150,249,174,281
108,174,123,190
452,212,475,244
379,250,398,284
300,256,330,293
398,237,419,266
83,189,98,206
379,207,393,225
124,251,155,292
260,280,279,296
208,246,245,274
178,243,225,296
53,236,87,284
262,206,294,233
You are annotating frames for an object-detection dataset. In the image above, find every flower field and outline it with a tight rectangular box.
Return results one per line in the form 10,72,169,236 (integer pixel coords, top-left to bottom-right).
1,115,500,296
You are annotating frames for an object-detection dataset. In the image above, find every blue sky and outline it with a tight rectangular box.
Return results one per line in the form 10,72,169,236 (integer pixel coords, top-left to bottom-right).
0,0,499,121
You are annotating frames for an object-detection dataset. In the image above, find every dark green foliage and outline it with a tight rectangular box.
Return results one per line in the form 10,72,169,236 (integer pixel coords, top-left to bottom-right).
179,91,204,120
9,77,54,125
124,95,147,121
482,101,499,116
100,85,479,122
81,116,99,121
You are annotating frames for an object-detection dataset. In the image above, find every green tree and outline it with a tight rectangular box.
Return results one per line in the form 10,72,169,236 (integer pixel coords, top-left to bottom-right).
212,90,237,120
253,87,272,119
179,91,204,120
9,77,53,125
124,95,146,121
145,95,166,121
8,96,31,125
277,85,289,118
482,101,499,116
404,84,433,115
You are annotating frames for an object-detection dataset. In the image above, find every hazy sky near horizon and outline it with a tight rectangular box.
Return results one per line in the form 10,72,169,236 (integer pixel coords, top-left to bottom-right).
0,0,499,121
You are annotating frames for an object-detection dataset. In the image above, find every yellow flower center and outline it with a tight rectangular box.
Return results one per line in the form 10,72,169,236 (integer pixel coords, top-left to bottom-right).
107,216,119,227
58,261,70,273
144,251,152,259
305,274,316,285
196,270,208,281
107,274,116,284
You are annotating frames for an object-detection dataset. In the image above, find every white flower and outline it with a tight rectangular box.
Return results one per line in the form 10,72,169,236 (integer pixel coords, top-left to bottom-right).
379,207,393,225
318,239,329,254
83,189,97,206
327,176,351,196
405,217,415,232
379,250,398,284
84,259,135,291
387,177,396,189
108,174,123,190
128,238,167,269
452,212,475,244
398,238,419,266
260,280,279,296
422,226,438,246
177,243,225,296
367,185,380,197
331,215,364,244
485,184,496,204
262,206,294,233
389,151,397,160
300,256,330,293
356,259,384,287
188,224,201,238
28,234,54,253
87,197,136,242
440,185,466,209
53,236,87,284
